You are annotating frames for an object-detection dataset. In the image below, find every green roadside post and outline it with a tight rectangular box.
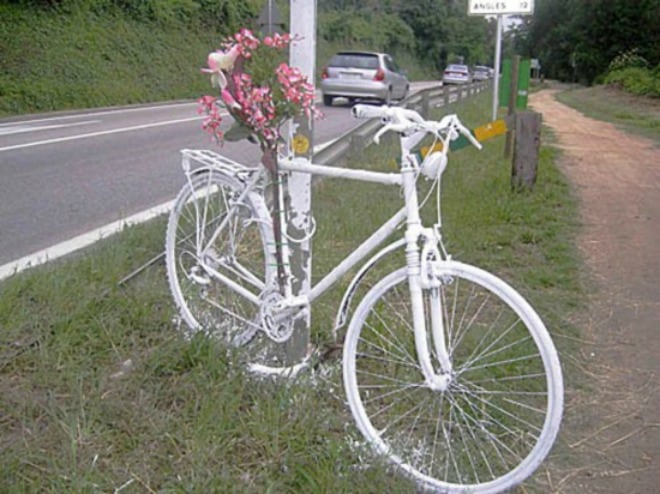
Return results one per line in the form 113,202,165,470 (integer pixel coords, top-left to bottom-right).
516,58,531,109
503,56,520,158
499,57,531,111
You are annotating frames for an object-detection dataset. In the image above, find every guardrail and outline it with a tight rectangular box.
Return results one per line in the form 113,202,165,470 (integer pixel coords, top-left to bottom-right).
313,80,492,166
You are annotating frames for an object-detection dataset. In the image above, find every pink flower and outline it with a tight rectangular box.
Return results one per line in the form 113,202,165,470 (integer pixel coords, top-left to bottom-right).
201,45,241,89
198,29,321,155
221,89,240,109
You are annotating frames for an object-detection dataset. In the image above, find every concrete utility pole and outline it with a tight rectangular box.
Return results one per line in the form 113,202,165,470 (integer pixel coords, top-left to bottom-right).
285,0,317,364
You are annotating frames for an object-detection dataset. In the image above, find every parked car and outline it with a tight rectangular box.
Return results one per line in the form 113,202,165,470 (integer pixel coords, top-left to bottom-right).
442,64,472,85
320,51,409,106
472,65,492,81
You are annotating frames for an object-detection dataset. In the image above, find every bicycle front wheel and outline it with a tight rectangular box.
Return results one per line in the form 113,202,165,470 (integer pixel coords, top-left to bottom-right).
166,168,289,368
343,262,563,493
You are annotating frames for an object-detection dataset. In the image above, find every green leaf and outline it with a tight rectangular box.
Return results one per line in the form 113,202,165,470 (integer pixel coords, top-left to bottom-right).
224,122,253,142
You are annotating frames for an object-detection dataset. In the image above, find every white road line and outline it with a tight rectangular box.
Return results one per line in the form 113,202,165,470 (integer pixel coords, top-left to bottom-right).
0,102,196,127
0,116,202,152
0,142,330,281
0,199,176,281
0,120,101,136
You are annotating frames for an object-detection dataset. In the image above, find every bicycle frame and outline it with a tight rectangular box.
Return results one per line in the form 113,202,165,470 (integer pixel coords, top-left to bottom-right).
278,157,407,306
274,148,452,382
181,132,454,382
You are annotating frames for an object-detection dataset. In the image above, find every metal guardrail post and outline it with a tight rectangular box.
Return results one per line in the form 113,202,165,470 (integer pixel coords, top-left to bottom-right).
312,81,488,165
421,92,430,117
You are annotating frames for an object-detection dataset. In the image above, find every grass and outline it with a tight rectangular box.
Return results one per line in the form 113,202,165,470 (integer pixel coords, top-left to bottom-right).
555,84,660,146
0,91,584,492
0,4,235,117
0,3,437,118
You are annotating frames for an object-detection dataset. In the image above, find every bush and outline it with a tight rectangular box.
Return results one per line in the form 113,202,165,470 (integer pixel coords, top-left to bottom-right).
607,49,649,72
604,65,660,97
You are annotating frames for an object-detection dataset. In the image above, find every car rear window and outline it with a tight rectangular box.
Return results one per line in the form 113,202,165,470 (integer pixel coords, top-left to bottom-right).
329,54,379,70
447,65,468,72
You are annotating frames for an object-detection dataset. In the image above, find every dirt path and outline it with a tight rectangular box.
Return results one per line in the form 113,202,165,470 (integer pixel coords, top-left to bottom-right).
529,89,660,493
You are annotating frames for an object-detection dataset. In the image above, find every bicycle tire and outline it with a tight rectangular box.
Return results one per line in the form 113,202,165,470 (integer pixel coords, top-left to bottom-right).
343,261,563,493
166,168,295,370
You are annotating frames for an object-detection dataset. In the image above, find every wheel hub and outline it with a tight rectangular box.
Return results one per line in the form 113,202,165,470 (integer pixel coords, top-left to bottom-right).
428,372,453,392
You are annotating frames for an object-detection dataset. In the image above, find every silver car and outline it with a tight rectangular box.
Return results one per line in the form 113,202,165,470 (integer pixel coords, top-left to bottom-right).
472,65,492,81
442,64,472,85
320,51,409,106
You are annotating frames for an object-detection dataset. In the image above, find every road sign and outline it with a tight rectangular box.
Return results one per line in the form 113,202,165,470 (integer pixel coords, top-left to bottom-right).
468,0,534,16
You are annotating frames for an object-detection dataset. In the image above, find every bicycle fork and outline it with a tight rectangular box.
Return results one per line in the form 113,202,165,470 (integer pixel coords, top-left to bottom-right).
401,168,454,391
407,230,454,391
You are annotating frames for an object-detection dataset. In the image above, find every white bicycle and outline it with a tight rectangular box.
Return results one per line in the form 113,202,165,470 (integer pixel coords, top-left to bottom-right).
165,105,564,493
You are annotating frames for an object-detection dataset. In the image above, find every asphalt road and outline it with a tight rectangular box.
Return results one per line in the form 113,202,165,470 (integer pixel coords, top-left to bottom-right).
0,98,374,269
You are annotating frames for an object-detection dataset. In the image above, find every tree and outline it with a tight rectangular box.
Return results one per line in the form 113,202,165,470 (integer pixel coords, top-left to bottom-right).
517,0,659,83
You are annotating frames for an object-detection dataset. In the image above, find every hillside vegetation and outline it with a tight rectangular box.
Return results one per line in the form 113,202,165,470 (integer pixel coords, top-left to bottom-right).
3,0,656,117
0,0,487,117
0,2,254,116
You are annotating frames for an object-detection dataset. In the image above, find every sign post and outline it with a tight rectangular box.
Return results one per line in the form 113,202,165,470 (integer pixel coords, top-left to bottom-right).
468,1,535,121
286,0,317,364
492,15,503,121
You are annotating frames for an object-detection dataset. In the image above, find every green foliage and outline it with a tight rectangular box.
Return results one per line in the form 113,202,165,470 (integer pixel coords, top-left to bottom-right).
0,2,258,116
397,0,490,71
604,66,660,97
7,0,261,25
517,0,659,85
608,49,650,72
319,10,415,54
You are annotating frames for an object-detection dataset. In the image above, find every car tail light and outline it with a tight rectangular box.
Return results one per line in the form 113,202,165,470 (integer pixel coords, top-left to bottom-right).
373,68,385,81
321,67,329,79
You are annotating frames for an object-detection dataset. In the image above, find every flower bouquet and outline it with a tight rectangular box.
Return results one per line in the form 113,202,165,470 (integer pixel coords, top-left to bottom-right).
198,29,318,172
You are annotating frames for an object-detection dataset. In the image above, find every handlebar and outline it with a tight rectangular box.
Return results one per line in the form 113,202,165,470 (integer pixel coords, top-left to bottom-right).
352,104,482,151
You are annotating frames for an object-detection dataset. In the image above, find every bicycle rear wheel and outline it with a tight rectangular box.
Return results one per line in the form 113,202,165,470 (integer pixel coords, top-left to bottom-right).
166,168,294,369
343,262,563,493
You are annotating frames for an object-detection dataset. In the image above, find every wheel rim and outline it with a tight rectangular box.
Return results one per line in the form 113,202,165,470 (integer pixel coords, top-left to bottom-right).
166,171,302,369
343,264,563,493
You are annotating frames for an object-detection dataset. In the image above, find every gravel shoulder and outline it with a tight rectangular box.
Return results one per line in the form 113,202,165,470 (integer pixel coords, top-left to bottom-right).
529,88,660,493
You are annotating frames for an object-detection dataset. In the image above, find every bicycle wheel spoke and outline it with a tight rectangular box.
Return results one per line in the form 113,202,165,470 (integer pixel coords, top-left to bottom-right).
455,383,544,436
344,263,562,493
446,390,521,473
167,169,301,371
359,320,419,369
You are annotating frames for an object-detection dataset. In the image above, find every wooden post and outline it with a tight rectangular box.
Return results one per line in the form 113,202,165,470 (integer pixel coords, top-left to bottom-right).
511,111,542,191
504,55,520,158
